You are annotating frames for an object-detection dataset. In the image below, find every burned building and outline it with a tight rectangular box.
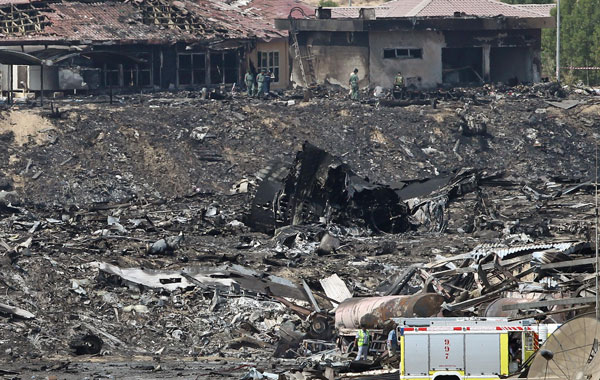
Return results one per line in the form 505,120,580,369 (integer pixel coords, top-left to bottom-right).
0,0,312,97
276,0,555,89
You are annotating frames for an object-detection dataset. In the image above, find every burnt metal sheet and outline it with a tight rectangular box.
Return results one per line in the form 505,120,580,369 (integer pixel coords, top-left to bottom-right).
320,274,352,306
249,142,410,234
97,262,308,301
468,241,589,261
546,99,583,110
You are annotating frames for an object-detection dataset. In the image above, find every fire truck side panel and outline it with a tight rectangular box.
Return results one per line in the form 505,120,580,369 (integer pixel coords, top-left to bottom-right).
464,334,500,375
430,334,465,371
404,334,429,375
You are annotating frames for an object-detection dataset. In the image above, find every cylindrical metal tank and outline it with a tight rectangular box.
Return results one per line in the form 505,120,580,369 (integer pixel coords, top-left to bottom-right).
483,298,534,318
334,293,444,329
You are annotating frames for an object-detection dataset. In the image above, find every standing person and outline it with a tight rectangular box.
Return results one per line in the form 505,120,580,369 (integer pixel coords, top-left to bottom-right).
255,69,266,98
349,68,359,101
264,69,273,94
354,324,370,361
386,324,398,357
244,69,255,96
393,71,405,99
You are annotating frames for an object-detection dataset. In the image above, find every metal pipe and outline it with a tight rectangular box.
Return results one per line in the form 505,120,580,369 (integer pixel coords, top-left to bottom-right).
335,293,444,329
556,0,560,82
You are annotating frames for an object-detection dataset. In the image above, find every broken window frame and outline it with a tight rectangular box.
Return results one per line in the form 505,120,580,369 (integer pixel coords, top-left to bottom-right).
103,63,121,87
177,52,206,87
123,53,153,88
16,65,28,90
257,51,280,83
210,50,238,85
383,48,423,60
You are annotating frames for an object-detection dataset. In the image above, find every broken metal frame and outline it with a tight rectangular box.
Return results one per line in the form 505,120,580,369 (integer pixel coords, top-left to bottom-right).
0,2,51,35
139,0,208,34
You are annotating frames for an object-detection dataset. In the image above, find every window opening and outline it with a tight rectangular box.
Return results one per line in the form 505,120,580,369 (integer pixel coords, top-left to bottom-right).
383,48,423,59
257,51,280,83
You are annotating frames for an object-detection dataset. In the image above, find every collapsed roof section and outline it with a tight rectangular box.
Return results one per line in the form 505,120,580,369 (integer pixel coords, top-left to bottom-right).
0,0,314,45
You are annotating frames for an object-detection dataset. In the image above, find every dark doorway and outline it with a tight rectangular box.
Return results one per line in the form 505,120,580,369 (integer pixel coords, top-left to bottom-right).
210,52,223,84
442,47,483,85
210,51,238,84
490,47,532,85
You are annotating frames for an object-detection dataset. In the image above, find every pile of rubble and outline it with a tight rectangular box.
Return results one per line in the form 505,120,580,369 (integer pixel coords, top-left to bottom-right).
0,82,599,378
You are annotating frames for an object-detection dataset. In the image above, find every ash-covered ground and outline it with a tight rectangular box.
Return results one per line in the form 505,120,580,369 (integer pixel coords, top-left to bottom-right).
0,84,599,379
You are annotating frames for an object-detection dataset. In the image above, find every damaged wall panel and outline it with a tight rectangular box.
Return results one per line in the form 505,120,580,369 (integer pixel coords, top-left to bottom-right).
369,30,444,89
290,31,369,88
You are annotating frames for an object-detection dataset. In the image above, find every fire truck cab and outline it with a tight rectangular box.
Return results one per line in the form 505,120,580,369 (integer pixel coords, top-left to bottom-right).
394,317,539,380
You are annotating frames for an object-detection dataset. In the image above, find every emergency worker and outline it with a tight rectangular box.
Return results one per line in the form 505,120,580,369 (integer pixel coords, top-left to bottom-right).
393,71,405,99
265,70,273,94
244,69,255,96
349,68,359,101
354,324,370,361
386,324,398,357
255,69,266,97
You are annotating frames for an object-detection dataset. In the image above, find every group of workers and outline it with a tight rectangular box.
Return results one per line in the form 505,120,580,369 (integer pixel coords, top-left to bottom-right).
353,323,398,361
244,68,274,98
349,68,405,101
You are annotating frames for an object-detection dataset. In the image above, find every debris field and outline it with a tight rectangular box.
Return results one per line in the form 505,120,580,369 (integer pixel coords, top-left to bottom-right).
0,83,600,379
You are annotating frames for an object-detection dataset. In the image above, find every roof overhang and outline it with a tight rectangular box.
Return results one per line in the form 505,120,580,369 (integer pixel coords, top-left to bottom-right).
0,48,148,66
0,50,43,65
275,16,555,32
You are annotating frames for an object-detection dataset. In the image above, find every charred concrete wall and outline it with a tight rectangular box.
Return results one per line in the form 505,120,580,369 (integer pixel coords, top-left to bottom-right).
289,27,543,89
369,30,444,89
444,29,542,84
290,31,369,89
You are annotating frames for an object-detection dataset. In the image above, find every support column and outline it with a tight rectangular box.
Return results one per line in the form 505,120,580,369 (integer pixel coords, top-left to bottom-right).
205,52,211,85
482,45,491,83
40,64,44,107
8,64,12,105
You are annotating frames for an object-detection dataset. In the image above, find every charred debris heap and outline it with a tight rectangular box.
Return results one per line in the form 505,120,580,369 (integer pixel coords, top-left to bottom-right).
0,84,599,378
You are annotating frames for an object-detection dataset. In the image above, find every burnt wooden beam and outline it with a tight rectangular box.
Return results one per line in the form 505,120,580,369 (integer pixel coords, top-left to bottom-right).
541,257,597,270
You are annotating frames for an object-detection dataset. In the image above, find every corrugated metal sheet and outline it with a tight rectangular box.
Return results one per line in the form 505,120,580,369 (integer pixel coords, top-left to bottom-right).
469,241,588,260
320,273,352,306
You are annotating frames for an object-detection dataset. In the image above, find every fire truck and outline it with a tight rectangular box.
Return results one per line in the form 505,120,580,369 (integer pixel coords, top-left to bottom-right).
393,317,545,380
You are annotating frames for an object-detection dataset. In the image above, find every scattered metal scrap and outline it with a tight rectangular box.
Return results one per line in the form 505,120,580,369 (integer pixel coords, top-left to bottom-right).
377,241,597,321
97,262,310,302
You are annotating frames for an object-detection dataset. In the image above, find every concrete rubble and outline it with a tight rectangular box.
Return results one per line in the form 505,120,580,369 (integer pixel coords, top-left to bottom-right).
0,82,599,378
